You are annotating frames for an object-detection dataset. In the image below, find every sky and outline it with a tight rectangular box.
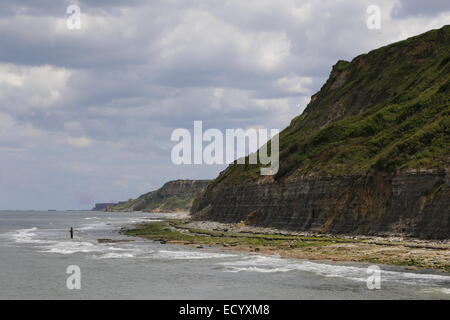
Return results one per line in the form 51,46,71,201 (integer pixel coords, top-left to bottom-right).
0,0,449,210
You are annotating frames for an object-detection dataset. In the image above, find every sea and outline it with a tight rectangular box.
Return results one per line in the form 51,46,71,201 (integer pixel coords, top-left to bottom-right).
0,210,449,300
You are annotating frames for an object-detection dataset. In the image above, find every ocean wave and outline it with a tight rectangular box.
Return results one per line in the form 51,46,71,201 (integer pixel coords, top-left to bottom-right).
78,222,109,230
92,252,140,259
422,287,450,295
224,266,295,273
218,256,450,287
5,223,449,290
38,240,133,255
2,227,52,245
152,250,238,260
441,288,450,294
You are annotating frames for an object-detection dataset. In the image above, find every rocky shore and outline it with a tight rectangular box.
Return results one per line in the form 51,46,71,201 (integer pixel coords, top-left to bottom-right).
191,170,450,239
123,217,450,272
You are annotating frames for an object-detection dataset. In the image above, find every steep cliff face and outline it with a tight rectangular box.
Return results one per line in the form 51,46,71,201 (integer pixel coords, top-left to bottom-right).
191,26,450,239
92,203,118,211
193,170,449,239
112,180,210,212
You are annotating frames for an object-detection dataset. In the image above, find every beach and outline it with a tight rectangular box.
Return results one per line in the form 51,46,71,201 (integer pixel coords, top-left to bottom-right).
124,216,450,272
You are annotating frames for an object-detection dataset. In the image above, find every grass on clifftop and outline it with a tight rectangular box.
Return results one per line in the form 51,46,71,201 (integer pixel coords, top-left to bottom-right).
213,26,450,185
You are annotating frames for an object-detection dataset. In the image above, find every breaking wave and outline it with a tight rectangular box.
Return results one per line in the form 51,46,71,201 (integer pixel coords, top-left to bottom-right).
218,255,450,287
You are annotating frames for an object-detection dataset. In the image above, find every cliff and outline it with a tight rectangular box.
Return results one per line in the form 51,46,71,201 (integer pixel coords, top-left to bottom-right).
92,203,118,211
111,180,210,212
191,26,450,239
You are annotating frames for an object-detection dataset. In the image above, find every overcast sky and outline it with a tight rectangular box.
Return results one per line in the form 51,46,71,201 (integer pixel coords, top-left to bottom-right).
0,0,449,210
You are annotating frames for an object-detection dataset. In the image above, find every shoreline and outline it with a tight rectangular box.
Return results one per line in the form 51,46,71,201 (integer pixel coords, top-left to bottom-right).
121,216,450,273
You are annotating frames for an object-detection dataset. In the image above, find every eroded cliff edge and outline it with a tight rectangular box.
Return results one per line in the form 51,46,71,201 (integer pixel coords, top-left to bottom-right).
192,170,449,239
111,179,210,212
191,26,450,239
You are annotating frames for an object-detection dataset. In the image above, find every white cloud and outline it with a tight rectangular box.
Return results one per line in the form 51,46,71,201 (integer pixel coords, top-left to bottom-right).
0,111,47,149
67,136,94,148
154,8,292,75
275,75,313,94
0,64,72,113
0,0,448,209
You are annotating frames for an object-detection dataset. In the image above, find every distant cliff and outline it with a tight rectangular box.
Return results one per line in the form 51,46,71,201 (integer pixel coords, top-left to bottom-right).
191,26,450,239
111,180,210,212
93,203,118,211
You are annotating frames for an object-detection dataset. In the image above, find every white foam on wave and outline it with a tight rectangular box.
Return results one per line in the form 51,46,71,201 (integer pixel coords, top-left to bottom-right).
219,256,300,273
422,287,450,295
7,220,447,290
78,222,109,230
218,255,450,286
91,246,146,259
153,250,238,260
40,241,98,254
1,225,136,256
38,240,132,255
2,218,155,258
91,248,236,260
9,227,38,243
3,227,51,245
80,217,159,230
93,252,140,259
226,266,294,273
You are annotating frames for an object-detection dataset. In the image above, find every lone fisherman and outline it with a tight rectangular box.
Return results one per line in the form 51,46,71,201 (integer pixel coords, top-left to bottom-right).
70,227,74,239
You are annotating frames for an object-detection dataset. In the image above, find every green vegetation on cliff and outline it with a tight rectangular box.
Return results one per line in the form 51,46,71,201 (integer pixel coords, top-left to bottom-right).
216,26,450,185
111,180,210,212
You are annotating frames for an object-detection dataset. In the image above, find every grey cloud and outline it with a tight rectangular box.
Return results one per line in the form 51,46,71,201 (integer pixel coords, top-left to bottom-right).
0,0,448,209
0,0,149,17
392,0,450,18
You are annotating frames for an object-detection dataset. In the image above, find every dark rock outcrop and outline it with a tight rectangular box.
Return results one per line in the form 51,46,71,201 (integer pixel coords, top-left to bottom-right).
192,169,449,239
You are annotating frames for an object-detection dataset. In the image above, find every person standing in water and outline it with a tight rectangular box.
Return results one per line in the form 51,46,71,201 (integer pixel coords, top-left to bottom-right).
70,227,74,239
